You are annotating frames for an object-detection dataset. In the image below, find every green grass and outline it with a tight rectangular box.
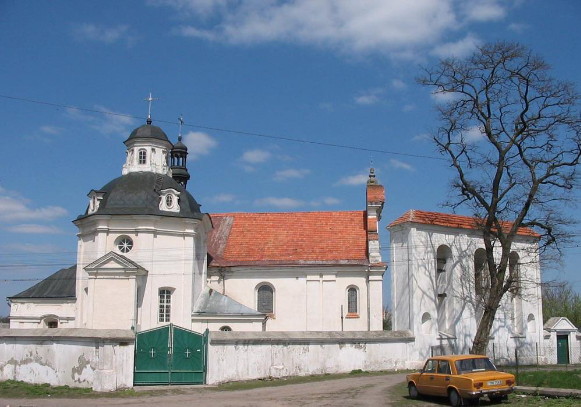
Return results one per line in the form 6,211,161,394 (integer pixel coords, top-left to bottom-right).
391,381,581,406
0,380,94,398
509,369,581,390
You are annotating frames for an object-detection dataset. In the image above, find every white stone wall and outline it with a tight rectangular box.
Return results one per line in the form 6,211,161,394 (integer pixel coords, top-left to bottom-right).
209,265,383,332
9,300,76,329
0,329,134,392
390,223,544,358
206,331,418,384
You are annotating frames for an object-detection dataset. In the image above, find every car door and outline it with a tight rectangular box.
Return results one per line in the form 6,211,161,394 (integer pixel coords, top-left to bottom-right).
416,359,438,395
431,360,452,397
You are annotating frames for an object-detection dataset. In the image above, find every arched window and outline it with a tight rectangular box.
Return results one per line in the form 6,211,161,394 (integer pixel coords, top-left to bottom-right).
509,252,520,295
138,149,147,165
474,249,489,298
421,312,433,334
257,284,274,314
436,245,452,295
435,245,453,335
347,286,358,314
159,288,173,323
219,326,232,331
510,252,523,333
527,314,536,333
42,316,58,328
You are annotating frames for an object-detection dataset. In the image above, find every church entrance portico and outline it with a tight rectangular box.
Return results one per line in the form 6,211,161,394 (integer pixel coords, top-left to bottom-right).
134,324,208,385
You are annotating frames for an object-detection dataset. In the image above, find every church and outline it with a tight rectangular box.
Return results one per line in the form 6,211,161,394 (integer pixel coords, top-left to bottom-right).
7,115,386,333
4,112,576,391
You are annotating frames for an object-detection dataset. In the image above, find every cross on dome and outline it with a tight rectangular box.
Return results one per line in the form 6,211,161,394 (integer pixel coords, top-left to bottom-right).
144,92,158,124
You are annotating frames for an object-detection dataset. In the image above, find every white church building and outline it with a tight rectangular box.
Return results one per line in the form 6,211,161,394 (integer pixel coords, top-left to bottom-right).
389,210,545,361
3,116,577,390
7,116,386,333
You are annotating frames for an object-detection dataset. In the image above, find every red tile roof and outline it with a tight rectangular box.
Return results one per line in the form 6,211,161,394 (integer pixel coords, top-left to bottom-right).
389,209,539,237
208,211,370,267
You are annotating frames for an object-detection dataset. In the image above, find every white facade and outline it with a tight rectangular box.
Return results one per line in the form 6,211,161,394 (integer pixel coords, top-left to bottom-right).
8,119,386,334
390,211,544,363
206,265,385,332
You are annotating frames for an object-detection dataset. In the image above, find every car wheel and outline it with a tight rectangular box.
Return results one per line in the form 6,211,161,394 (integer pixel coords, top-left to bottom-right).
449,389,464,407
408,383,420,399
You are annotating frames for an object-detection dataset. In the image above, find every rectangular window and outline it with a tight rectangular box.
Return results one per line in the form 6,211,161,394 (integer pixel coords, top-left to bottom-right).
159,289,171,323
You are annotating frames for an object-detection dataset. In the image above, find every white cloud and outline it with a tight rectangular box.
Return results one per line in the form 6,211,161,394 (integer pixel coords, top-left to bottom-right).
336,173,369,186
73,23,135,46
508,23,528,34
390,159,414,171
182,131,218,160
310,197,341,207
40,126,62,135
412,133,431,142
254,197,304,209
430,90,460,104
461,125,486,143
241,149,271,164
209,193,236,203
0,243,66,254
402,103,415,112
0,188,68,223
5,224,64,234
66,106,136,137
159,0,459,57
462,0,506,22
151,1,519,59
431,34,481,58
274,168,311,181
391,79,407,90
354,88,385,106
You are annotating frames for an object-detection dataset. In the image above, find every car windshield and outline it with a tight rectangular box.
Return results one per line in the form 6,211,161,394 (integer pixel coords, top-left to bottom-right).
455,358,497,374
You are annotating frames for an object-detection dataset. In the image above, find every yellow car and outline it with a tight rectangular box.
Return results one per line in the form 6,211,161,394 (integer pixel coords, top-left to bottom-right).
406,354,515,406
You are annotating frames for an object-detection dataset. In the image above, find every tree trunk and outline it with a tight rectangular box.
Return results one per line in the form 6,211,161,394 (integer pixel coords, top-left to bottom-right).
471,293,502,355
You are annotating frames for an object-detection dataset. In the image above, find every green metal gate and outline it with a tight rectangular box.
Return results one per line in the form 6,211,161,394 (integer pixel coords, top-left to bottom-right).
134,324,208,385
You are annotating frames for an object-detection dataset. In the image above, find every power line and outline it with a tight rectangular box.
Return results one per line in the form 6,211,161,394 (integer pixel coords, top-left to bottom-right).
0,93,446,161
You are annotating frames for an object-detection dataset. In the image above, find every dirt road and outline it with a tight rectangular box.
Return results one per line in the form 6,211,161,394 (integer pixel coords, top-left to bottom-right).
1,373,412,407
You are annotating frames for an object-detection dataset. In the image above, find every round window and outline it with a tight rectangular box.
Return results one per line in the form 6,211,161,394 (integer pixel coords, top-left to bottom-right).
165,194,173,208
116,236,133,253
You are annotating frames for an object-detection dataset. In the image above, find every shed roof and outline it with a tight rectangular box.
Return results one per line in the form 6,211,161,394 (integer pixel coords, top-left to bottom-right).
8,265,76,300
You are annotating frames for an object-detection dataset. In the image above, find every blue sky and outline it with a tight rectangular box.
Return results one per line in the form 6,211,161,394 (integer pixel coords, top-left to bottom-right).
1,0,580,316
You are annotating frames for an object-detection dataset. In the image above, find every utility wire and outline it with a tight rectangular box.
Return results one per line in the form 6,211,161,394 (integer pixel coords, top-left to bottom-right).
0,93,445,161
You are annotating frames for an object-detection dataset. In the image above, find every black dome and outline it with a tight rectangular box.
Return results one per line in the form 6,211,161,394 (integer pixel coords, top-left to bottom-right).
172,139,188,152
77,172,203,220
125,122,170,144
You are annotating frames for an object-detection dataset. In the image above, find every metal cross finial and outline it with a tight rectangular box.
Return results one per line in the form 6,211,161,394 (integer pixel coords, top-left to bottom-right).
178,115,184,140
144,92,157,121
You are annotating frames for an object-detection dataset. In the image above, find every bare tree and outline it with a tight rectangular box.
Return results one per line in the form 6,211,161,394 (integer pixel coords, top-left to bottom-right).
418,42,581,354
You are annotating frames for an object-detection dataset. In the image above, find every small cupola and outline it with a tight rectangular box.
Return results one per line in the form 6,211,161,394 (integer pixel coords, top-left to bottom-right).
170,116,191,188
121,93,173,176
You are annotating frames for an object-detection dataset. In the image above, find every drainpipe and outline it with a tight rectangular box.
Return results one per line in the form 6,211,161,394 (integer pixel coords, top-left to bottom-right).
219,268,226,294
366,268,371,331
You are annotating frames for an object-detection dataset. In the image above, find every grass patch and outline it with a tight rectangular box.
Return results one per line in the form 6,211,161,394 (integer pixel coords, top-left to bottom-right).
0,380,94,398
511,369,581,390
0,380,166,399
390,381,580,406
